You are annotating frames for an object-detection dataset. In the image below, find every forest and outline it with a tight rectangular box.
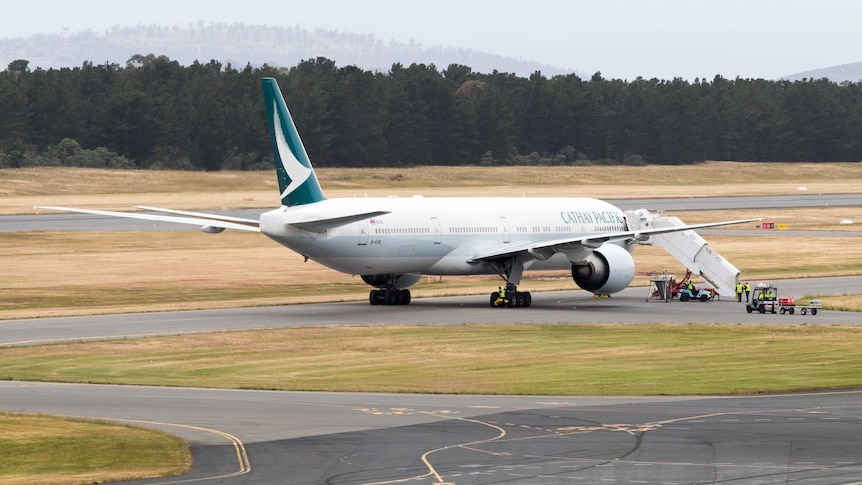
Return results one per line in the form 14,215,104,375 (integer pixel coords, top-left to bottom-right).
1,54,860,170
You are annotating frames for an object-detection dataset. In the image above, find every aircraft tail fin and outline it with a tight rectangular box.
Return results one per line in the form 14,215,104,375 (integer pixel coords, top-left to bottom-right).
261,77,326,207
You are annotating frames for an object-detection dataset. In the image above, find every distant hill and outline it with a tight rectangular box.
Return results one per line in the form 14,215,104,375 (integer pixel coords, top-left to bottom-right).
0,22,581,78
782,61,862,83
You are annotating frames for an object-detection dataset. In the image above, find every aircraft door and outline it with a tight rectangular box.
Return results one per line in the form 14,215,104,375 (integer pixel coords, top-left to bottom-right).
500,217,510,243
359,220,369,245
431,217,442,244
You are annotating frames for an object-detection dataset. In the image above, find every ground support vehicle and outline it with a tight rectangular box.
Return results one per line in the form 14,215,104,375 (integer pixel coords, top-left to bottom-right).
745,284,822,315
648,270,714,302
678,287,714,302
798,300,822,316
778,296,796,314
746,284,779,314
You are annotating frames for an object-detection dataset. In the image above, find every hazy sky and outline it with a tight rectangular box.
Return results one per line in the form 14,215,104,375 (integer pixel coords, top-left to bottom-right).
2,0,860,80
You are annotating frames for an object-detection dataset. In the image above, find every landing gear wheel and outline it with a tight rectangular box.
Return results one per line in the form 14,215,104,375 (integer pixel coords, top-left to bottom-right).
368,288,412,306
522,292,532,308
490,292,500,308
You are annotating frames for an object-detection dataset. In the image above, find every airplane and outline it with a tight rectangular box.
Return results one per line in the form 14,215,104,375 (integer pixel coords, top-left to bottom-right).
39,77,757,308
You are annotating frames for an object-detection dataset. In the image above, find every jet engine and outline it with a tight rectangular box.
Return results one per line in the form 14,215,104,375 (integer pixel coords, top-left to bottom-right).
360,273,422,289
570,244,635,295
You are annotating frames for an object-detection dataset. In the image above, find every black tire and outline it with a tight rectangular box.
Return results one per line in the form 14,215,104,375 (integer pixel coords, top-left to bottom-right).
401,289,411,305
680,293,690,302
490,292,499,308
801,308,807,315
515,293,524,307
523,292,532,308
788,307,794,315
758,304,766,313
811,308,818,316
506,294,516,308
699,294,709,302
369,290,380,305
384,289,397,305
746,305,753,313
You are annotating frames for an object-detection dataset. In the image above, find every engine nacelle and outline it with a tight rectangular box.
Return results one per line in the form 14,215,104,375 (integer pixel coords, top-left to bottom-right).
570,243,635,295
360,273,422,289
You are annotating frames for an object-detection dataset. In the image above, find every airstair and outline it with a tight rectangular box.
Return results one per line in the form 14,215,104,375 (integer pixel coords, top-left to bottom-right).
625,209,739,297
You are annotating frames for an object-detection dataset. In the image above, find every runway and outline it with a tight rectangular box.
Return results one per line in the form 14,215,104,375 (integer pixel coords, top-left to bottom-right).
3,276,862,348
8,193,862,232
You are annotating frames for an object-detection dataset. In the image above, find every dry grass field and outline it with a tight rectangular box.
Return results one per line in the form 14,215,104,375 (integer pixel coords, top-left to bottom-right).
2,162,861,319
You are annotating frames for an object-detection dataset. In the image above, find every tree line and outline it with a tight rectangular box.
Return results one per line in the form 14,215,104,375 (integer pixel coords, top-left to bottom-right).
1,55,860,170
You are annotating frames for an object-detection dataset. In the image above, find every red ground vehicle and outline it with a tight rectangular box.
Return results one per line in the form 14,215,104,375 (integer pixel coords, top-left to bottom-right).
778,296,796,314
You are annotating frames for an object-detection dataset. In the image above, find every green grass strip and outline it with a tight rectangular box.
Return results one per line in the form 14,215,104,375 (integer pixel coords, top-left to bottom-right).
3,323,862,395
0,413,190,485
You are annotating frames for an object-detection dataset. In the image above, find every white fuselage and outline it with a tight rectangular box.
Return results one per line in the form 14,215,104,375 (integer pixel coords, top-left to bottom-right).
259,196,631,276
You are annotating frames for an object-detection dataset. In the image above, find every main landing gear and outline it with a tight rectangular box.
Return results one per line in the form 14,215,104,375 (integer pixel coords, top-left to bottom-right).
369,288,411,306
488,256,532,308
490,284,532,308
362,274,419,306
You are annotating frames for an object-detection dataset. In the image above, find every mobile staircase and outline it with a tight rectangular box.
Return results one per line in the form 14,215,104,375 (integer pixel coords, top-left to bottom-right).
625,209,740,298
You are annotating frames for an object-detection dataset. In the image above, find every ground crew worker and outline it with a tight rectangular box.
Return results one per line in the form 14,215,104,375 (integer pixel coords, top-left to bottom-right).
736,282,743,302
744,282,751,302
495,286,507,306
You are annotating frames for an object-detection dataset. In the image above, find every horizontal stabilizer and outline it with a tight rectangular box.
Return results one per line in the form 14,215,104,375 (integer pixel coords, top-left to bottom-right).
288,211,391,233
36,206,261,232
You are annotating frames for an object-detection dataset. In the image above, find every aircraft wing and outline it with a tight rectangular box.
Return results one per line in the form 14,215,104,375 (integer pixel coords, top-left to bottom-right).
36,206,261,232
467,217,759,263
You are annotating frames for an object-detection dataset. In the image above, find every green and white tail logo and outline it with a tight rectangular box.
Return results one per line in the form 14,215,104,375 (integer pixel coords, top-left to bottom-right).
272,101,313,200
262,77,326,207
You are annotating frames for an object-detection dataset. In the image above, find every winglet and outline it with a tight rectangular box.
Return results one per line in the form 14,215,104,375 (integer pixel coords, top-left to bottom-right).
262,77,326,207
